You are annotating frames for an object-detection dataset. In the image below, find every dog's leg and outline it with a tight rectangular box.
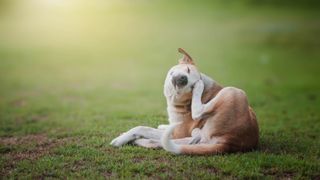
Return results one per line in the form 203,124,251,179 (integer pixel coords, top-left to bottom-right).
110,126,163,147
191,80,206,120
133,138,162,148
188,128,201,144
110,125,195,148
191,80,220,121
133,137,194,148
157,124,169,130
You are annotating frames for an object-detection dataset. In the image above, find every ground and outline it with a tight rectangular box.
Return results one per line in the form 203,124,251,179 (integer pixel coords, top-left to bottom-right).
0,0,319,179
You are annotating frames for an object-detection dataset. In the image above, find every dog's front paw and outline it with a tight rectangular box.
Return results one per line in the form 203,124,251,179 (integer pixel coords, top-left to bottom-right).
110,133,133,147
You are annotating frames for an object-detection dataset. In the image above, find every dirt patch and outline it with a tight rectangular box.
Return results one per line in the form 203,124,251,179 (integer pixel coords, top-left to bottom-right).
132,156,146,163
30,114,48,122
15,114,49,124
312,175,320,180
103,171,116,178
0,134,48,146
262,168,295,179
206,167,219,174
10,99,27,107
153,157,171,164
307,94,317,101
0,134,71,177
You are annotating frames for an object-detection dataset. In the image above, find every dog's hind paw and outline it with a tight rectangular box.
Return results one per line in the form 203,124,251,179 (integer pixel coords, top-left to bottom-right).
110,137,121,147
188,136,201,144
110,134,132,147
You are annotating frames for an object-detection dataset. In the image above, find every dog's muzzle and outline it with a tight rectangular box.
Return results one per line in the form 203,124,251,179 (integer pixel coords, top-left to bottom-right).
172,75,188,88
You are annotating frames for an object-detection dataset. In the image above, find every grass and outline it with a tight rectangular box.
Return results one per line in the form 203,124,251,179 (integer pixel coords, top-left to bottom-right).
0,0,320,179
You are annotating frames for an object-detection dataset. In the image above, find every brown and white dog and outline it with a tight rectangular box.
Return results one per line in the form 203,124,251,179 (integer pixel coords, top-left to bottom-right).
110,48,259,155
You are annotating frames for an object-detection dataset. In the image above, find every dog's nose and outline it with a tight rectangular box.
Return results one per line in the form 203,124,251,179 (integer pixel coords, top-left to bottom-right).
172,75,188,87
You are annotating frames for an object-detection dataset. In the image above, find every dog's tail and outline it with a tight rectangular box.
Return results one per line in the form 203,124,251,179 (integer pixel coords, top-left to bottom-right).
161,123,181,154
161,124,229,155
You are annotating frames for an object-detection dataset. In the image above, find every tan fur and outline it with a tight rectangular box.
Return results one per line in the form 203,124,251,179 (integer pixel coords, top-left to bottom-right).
111,48,259,155
180,144,229,155
168,49,259,155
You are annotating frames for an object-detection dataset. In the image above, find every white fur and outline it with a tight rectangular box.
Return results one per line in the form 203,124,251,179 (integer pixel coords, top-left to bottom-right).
161,123,181,154
110,126,163,147
191,80,205,120
157,124,169,130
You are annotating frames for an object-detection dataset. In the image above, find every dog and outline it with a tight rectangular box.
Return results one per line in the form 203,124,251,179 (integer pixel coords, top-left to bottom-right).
110,48,259,155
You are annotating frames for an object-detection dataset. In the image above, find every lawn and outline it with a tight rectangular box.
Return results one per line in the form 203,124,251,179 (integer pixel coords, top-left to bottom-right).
0,0,320,179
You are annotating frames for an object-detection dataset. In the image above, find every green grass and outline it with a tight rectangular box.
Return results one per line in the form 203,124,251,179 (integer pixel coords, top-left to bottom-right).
0,0,320,179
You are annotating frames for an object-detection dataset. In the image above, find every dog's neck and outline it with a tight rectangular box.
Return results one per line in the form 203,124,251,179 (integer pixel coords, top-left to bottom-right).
166,73,223,114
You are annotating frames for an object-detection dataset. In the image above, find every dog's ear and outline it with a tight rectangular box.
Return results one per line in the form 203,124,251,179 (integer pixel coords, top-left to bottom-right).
178,48,195,65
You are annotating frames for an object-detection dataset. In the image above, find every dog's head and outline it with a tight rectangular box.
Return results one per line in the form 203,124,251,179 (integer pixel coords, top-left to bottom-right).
164,48,201,97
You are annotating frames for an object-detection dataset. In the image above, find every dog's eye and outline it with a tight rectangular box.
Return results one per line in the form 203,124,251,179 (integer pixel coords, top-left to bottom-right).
187,67,190,74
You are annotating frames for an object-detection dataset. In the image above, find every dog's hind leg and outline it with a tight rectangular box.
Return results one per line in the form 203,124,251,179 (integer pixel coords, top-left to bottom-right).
133,138,162,148
188,128,201,144
110,126,163,147
133,137,194,148
110,126,196,148
157,124,169,130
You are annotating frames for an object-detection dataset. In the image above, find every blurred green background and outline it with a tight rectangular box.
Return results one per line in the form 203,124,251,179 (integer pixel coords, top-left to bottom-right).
0,0,319,178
